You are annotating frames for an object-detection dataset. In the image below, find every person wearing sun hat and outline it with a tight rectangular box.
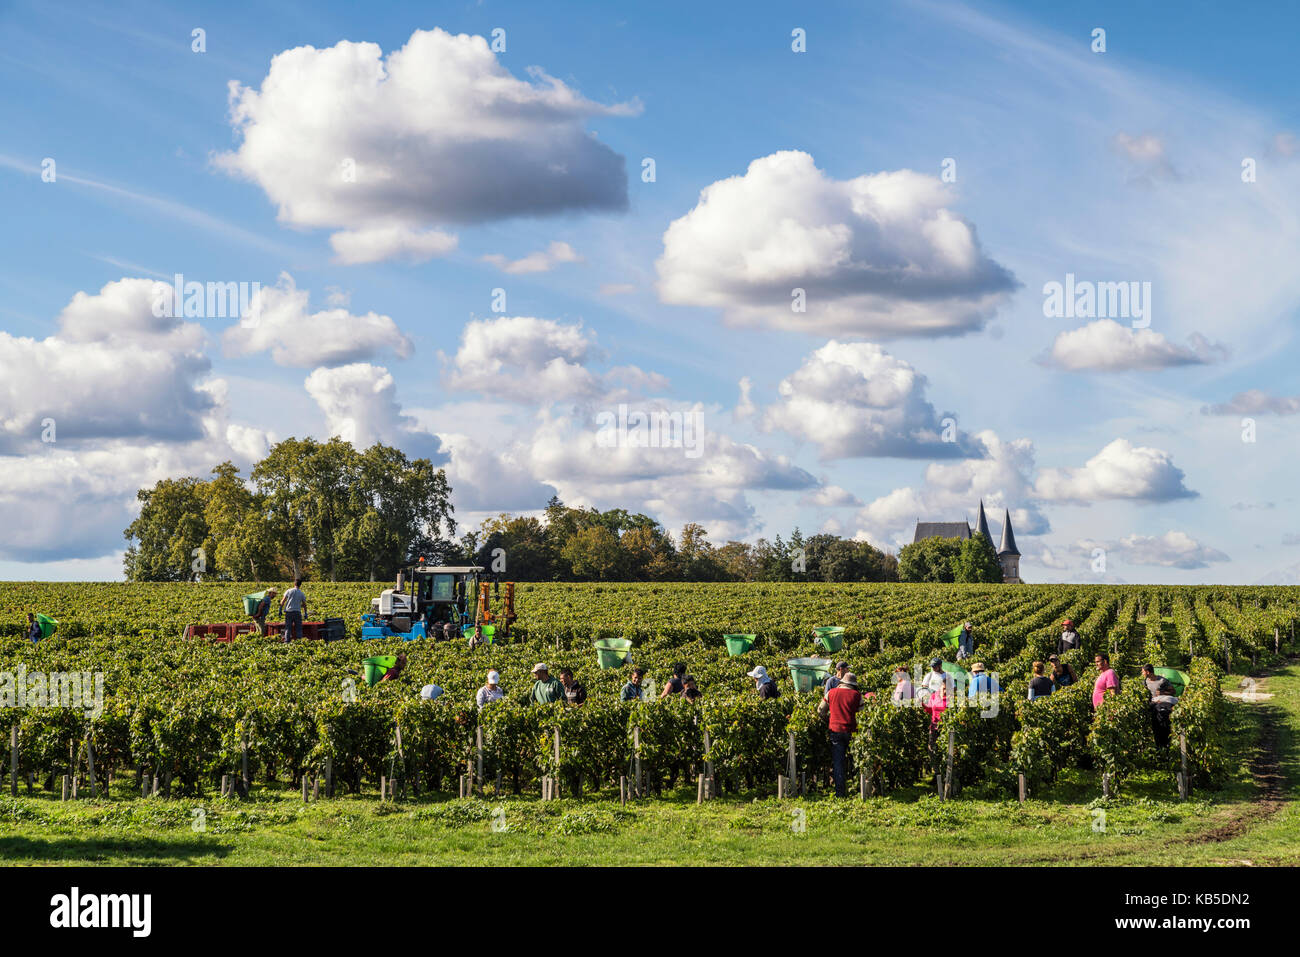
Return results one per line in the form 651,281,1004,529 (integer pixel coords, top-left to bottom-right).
747,665,780,699
476,670,505,708
817,671,863,797
529,663,565,705
968,661,999,697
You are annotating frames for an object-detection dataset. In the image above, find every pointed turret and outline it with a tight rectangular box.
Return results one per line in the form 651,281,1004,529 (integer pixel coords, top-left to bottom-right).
997,509,1020,556
974,500,992,541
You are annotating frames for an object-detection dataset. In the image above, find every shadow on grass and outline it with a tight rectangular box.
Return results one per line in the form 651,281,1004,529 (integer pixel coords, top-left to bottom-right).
0,835,233,864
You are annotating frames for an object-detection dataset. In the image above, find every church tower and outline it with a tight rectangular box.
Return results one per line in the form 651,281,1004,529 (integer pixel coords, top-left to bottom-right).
997,510,1021,583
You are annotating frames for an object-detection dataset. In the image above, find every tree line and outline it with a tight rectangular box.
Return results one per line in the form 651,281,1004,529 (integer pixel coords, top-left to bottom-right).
123,438,1002,584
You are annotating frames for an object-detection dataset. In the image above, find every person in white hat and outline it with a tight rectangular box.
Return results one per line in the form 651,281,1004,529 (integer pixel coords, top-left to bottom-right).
529,663,565,705
476,670,504,708
747,665,780,700
420,684,444,701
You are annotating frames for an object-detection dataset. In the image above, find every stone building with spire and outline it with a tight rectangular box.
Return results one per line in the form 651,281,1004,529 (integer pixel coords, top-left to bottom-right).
911,499,1022,583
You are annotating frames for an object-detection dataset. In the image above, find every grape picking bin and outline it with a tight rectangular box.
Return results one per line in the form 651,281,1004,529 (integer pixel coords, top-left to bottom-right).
724,633,755,656
1154,667,1188,697
594,638,633,669
242,592,267,615
813,626,845,652
787,657,832,692
362,655,398,687
35,614,58,639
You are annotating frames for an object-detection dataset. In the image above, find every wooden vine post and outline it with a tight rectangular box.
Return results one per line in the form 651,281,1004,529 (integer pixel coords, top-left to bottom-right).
1178,733,1190,800
702,727,715,797
476,726,485,792
9,724,16,797
943,729,956,799
633,726,642,798
85,732,96,799
786,732,797,793
553,728,561,799
240,722,250,799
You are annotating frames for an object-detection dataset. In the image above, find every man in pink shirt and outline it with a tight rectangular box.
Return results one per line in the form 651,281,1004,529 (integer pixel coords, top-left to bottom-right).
1092,653,1119,708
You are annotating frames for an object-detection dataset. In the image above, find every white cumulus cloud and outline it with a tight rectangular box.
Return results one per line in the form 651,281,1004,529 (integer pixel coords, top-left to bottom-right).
215,28,638,262
763,339,977,459
1033,438,1195,504
655,150,1016,337
224,273,413,368
1044,319,1226,371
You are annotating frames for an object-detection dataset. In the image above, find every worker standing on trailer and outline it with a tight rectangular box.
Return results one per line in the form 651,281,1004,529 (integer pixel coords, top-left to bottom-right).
279,578,307,643
529,663,565,704
252,588,276,635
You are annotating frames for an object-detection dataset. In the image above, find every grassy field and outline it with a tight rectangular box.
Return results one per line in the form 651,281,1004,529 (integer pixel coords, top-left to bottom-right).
3,661,1294,866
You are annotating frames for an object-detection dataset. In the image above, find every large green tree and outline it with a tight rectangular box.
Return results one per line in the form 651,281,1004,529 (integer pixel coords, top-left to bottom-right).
954,534,1003,583
897,536,964,583
123,477,209,581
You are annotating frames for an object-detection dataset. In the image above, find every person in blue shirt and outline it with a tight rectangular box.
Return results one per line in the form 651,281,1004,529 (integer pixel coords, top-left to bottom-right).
620,667,646,701
26,613,42,643
823,661,849,692
968,662,999,697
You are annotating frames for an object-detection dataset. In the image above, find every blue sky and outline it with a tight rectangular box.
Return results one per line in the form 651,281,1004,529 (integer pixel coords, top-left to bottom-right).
1,0,1298,583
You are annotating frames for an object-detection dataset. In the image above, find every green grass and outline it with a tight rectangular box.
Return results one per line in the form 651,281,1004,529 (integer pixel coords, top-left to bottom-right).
4,664,1296,867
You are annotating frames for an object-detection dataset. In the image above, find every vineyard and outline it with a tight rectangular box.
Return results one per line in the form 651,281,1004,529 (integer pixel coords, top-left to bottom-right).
1,582,1295,807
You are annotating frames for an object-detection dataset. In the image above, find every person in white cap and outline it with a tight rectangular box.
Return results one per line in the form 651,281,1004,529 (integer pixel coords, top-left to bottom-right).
529,663,565,705
747,665,780,700
420,684,444,701
476,670,505,708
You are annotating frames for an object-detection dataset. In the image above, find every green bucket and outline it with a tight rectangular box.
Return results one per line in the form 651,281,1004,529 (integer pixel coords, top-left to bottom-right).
242,591,267,616
594,638,633,669
724,633,755,656
362,655,398,687
813,626,845,653
35,614,58,640
940,661,970,692
481,624,496,644
787,657,832,693
1154,667,1188,696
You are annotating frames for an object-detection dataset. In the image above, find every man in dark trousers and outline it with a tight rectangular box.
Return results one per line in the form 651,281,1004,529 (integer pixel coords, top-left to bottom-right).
819,672,863,797
279,579,307,643
1141,664,1179,748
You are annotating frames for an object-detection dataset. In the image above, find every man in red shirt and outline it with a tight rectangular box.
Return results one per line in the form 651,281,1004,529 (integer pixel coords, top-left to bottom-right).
820,672,864,797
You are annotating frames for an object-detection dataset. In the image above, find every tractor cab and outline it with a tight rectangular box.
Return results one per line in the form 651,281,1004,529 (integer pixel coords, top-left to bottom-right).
362,561,516,642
